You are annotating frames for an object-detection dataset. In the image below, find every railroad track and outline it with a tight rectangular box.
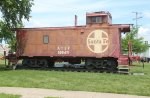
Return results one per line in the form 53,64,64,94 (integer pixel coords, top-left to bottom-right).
15,65,129,74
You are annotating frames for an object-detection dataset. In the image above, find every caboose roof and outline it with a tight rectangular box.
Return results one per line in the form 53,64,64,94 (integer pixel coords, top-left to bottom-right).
12,24,131,32
86,11,112,18
12,26,86,31
112,24,132,32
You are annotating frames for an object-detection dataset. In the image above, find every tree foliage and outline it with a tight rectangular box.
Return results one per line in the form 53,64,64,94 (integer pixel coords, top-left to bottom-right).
0,0,34,28
122,27,149,54
0,0,34,52
0,20,13,43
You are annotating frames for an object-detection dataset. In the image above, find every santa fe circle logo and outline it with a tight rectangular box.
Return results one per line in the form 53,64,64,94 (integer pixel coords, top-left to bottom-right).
87,30,109,53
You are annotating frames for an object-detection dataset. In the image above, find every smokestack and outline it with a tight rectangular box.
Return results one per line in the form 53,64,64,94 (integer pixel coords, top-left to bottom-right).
75,15,77,27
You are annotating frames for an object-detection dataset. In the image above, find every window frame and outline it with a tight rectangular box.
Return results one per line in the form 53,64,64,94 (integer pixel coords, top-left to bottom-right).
43,35,49,44
87,16,102,24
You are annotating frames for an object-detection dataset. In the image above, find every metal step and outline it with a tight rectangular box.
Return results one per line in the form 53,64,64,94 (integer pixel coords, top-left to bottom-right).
118,67,129,74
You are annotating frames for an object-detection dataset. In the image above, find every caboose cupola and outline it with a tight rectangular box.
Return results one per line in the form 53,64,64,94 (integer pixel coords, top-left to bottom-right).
86,11,112,26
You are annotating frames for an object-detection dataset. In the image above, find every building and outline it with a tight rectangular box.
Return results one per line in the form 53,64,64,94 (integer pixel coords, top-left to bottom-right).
0,44,9,59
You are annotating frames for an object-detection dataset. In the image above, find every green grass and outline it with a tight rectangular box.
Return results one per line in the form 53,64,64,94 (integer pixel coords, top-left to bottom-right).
0,93,21,98
0,60,150,96
0,59,7,65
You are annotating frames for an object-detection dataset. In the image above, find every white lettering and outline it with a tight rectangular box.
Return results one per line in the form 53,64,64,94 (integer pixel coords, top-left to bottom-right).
58,51,70,54
57,46,70,55
88,39,102,44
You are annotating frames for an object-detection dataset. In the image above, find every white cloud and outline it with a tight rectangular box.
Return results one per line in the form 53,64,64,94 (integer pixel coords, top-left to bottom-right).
24,15,84,27
31,0,110,14
24,19,47,27
138,27,150,44
27,0,113,27
25,0,150,29
139,27,149,35
143,12,150,19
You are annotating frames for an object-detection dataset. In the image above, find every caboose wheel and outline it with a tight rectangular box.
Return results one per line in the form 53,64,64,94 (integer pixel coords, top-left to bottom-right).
85,64,94,69
48,61,55,68
39,59,48,67
106,60,118,71
22,59,31,67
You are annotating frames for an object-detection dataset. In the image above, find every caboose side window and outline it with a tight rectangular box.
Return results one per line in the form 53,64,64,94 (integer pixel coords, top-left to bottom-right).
43,35,49,44
87,16,102,23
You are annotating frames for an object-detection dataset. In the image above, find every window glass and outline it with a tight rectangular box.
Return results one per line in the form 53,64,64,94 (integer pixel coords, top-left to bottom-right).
88,16,102,23
43,35,49,44
96,17,102,23
91,17,96,23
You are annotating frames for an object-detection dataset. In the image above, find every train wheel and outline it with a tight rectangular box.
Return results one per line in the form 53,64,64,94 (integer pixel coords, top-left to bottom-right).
107,60,118,71
85,64,94,69
39,59,48,68
22,59,31,67
22,59,27,66
48,61,55,68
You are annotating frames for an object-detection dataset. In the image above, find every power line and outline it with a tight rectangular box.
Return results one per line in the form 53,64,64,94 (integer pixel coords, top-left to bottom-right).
132,12,142,38
132,12,142,28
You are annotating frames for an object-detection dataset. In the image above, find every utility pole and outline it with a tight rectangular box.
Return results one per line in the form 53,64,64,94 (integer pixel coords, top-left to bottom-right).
132,12,142,38
133,12,142,28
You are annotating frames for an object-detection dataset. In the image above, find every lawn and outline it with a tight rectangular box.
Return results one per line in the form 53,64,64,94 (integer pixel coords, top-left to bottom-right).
0,93,21,98
0,60,150,96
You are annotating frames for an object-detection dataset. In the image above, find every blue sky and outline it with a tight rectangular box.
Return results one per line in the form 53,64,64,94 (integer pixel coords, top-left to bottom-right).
25,0,150,27
24,0,150,44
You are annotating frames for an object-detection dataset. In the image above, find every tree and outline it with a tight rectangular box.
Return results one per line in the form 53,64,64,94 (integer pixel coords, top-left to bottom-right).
0,0,34,51
0,20,13,43
0,0,34,28
122,27,149,54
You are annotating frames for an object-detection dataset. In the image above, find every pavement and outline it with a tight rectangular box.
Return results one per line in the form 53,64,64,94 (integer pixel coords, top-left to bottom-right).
0,87,150,98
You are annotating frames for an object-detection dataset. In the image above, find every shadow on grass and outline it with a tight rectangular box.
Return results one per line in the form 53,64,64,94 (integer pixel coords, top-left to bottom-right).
0,64,58,72
131,62,145,67
0,65,12,71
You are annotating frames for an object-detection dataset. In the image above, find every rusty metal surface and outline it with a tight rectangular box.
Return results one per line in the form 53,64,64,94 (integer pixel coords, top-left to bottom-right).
16,25,129,59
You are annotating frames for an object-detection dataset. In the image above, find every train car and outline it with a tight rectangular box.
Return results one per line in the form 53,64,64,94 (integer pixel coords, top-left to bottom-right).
13,11,131,71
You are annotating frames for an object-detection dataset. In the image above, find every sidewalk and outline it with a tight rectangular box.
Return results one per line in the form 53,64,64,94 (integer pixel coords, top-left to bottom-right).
0,87,149,98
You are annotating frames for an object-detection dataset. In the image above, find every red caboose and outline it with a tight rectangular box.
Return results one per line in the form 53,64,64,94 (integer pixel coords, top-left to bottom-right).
14,11,130,71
